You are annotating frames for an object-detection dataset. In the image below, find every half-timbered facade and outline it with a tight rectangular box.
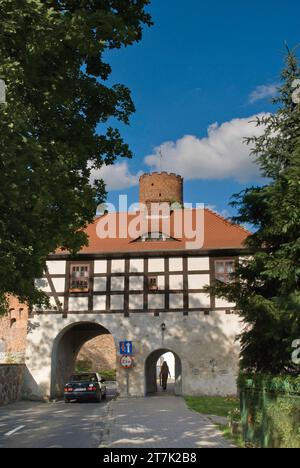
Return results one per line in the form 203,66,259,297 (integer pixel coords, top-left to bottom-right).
24,173,249,400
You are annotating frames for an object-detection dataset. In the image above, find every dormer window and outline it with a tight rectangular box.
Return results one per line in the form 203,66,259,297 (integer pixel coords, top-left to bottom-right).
141,232,169,242
70,264,90,292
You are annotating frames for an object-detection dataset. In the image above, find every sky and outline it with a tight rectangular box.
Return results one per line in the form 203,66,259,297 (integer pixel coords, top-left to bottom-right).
94,0,300,218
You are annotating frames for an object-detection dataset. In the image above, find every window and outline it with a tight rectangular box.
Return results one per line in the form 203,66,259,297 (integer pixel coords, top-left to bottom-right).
215,260,235,283
141,232,170,242
10,318,17,328
148,276,158,291
70,264,90,292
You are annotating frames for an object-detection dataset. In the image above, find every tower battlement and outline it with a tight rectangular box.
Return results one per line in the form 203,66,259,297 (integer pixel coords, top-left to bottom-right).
139,172,183,206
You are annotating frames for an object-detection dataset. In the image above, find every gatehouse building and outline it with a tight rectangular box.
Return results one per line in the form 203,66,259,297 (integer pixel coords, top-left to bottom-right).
23,172,249,400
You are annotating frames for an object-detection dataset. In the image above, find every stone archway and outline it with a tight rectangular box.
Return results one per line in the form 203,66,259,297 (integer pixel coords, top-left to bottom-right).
145,348,182,396
50,321,116,399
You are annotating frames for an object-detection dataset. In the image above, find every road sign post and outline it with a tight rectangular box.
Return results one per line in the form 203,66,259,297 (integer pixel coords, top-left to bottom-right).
120,355,133,369
119,341,133,355
120,354,133,398
119,342,134,398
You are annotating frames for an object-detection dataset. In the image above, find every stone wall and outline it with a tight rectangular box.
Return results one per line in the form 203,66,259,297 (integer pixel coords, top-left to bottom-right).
24,311,241,400
77,334,116,371
0,364,25,406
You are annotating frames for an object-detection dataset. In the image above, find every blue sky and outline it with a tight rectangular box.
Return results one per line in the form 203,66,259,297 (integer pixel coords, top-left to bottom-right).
96,0,300,217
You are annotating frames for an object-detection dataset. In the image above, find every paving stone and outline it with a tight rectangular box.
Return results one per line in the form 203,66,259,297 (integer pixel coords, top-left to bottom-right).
103,395,236,448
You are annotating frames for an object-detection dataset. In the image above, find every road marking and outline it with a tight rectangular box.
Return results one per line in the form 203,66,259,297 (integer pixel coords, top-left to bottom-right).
4,425,25,437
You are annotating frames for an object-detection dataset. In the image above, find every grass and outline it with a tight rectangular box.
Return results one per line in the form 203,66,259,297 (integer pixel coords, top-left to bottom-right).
184,396,244,448
185,395,239,418
218,424,245,448
74,363,116,381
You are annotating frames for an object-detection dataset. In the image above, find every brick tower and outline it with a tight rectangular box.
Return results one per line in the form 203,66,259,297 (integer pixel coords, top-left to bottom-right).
139,172,183,208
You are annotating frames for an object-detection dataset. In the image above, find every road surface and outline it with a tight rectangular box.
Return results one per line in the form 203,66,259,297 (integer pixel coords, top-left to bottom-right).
0,390,115,448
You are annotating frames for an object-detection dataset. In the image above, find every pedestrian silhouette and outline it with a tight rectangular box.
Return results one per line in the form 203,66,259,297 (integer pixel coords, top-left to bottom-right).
159,361,171,391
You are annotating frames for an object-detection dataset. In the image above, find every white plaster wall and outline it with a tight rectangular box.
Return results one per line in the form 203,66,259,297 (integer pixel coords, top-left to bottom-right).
169,294,184,309
188,274,210,290
129,295,144,310
35,277,65,294
129,276,144,291
46,261,66,275
52,278,66,293
24,310,242,400
93,296,106,311
111,295,124,310
157,276,165,290
148,294,165,309
35,278,51,293
189,293,211,308
169,275,184,290
68,297,89,312
32,296,64,312
111,277,125,291
94,277,107,292
188,257,209,271
148,258,165,273
215,298,236,308
111,259,125,273
130,259,144,273
169,258,183,272
94,260,107,274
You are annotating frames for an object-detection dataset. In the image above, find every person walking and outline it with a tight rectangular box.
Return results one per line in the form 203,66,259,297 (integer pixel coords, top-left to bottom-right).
159,361,171,391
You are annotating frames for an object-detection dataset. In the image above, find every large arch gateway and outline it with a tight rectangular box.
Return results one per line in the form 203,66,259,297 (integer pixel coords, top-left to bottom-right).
51,322,115,399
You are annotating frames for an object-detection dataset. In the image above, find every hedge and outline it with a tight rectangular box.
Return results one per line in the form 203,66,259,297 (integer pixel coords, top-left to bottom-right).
238,373,300,448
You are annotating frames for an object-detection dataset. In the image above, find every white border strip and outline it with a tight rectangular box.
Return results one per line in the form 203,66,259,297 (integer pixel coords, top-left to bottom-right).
4,425,25,437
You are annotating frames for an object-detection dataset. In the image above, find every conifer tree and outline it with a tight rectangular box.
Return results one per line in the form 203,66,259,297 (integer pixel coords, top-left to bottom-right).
212,51,300,374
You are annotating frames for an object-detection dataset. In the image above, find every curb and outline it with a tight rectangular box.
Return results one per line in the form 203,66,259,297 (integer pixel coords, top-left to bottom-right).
98,397,116,448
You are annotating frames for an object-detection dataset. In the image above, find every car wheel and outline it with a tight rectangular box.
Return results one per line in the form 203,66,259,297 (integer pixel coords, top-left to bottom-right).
65,399,70,404
96,391,102,403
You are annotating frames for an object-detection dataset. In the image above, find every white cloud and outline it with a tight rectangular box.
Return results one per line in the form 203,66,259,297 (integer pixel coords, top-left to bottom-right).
249,84,279,103
144,114,268,183
90,162,142,191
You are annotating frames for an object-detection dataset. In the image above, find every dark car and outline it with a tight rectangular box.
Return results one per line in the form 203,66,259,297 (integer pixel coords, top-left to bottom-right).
64,372,107,403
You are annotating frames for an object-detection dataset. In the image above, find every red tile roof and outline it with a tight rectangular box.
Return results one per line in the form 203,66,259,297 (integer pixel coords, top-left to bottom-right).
57,208,250,255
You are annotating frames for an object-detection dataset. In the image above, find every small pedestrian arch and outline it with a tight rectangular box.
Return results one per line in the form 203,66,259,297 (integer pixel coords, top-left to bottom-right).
145,348,182,396
50,321,116,399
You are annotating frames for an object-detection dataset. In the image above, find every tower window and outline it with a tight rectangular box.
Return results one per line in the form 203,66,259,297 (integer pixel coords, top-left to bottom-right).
10,318,17,328
70,264,90,292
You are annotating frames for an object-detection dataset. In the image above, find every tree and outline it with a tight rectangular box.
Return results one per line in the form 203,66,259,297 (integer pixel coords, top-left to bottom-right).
211,50,300,375
0,1,152,312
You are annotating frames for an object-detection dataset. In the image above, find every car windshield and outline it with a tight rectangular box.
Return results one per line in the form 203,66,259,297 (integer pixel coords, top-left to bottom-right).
70,374,97,382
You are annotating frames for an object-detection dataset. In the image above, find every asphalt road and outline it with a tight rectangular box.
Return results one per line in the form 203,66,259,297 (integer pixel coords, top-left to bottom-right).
0,389,115,448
